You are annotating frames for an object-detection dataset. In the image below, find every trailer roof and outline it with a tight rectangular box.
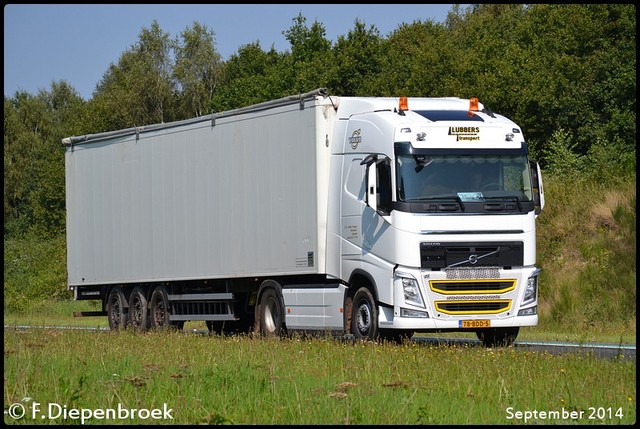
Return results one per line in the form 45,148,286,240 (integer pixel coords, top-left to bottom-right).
62,88,329,146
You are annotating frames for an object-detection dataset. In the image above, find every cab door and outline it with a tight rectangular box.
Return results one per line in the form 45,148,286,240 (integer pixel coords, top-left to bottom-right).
341,155,366,259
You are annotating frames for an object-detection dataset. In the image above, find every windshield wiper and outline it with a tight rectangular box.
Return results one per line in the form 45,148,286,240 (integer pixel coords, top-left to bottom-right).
483,195,522,211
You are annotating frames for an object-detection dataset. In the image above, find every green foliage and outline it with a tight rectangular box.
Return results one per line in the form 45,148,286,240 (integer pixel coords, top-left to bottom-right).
536,175,636,337
4,83,83,237
173,21,222,118
4,234,70,313
373,20,450,97
326,19,383,96
209,43,290,111
90,20,178,131
540,128,585,178
283,15,332,94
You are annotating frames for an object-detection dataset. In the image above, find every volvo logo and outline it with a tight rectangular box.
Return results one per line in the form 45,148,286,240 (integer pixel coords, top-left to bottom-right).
448,249,500,268
349,129,362,150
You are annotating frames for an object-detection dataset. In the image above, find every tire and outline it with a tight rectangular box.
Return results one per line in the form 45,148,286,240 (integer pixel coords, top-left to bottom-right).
476,327,519,347
258,287,285,338
128,286,150,331
149,286,173,329
350,287,379,341
107,287,129,331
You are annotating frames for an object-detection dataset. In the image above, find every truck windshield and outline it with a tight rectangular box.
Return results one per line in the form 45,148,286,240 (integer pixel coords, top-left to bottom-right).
396,154,533,203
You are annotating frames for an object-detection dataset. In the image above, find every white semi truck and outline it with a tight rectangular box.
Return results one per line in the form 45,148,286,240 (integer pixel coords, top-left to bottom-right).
64,88,544,346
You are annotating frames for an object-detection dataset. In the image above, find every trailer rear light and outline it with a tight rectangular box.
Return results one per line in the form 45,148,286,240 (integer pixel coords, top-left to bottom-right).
469,97,479,111
399,96,409,111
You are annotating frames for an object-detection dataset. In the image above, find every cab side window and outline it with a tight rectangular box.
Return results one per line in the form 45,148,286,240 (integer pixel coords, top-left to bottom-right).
377,158,392,216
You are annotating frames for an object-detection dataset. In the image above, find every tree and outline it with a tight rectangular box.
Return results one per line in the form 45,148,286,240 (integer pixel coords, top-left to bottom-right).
90,20,177,131
4,81,83,237
327,19,383,96
282,13,332,93
210,42,289,111
173,21,223,118
372,19,449,97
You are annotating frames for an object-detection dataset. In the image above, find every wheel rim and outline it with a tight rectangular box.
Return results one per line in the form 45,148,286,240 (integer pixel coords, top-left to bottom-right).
263,297,278,333
109,295,122,328
152,296,167,326
356,301,371,336
131,295,142,327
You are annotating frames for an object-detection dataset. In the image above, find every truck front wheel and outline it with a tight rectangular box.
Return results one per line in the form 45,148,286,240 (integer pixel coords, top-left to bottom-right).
351,287,379,341
107,287,129,330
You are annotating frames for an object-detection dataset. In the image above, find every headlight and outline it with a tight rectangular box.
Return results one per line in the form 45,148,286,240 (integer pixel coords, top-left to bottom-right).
522,272,538,305
395,272,425,308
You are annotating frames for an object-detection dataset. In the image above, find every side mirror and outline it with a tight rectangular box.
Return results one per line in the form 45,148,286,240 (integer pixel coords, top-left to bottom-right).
529,160,545,215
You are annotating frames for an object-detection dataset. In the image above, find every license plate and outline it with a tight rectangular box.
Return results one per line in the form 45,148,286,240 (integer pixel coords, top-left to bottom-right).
460,320,491,328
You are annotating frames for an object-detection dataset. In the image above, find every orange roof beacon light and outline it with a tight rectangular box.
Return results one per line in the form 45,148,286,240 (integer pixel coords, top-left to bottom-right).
469,97,479,111
399,96,409,111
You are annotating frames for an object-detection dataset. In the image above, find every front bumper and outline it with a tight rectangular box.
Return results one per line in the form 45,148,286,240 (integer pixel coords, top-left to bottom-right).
379,266,539,331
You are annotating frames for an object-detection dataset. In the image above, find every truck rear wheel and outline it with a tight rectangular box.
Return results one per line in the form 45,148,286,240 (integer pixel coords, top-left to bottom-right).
128,286,150,331
351,287,379,341
107,287,129,331
258,287,285,337
476,327,519,347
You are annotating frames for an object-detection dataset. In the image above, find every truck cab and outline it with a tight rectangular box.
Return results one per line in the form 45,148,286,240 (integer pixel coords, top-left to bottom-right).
329,96,544,346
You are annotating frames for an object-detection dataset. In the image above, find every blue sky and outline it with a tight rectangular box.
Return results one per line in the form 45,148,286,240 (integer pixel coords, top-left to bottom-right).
4,4,457,100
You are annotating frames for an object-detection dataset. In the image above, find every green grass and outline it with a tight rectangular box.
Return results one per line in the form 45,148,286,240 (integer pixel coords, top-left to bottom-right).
4,328,636,425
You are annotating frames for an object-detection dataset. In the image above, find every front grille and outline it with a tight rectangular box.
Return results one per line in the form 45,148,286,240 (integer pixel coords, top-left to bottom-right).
421,241,523,268
435,300,512,314
429,279,516,294
446,267,500,279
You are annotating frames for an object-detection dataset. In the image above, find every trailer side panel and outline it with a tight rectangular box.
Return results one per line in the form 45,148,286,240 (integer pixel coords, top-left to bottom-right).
65,100,323,286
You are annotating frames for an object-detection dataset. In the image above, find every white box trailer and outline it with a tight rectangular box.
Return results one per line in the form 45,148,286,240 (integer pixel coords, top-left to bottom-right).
65,91,331,285
64,88,545,346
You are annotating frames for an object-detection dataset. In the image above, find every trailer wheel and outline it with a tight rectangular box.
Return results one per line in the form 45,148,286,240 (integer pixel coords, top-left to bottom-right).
107,287,129,330
476,327,519,347
258,288,285,337
351,287,379,341
128,286,150,331
149,286,171,329
149,286,184,330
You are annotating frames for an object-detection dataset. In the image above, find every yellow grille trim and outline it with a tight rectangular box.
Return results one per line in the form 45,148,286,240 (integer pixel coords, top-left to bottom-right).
429,279,516,295
434,299,512,315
